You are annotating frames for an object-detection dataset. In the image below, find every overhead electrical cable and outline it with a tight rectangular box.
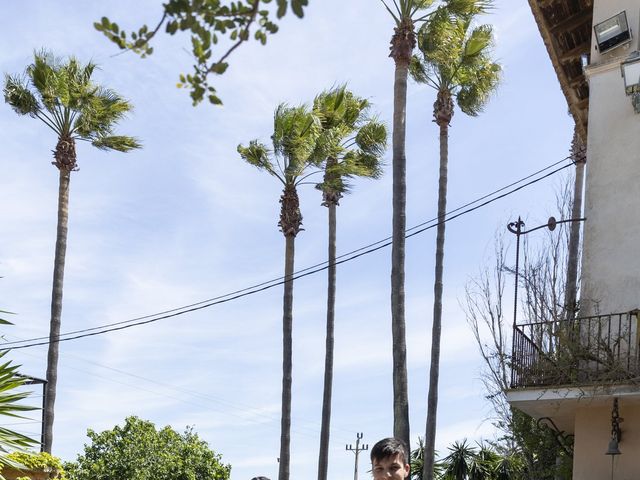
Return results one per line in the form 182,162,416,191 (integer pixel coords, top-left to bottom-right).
2,155,571,347
3,157,574,350
8,336,354,443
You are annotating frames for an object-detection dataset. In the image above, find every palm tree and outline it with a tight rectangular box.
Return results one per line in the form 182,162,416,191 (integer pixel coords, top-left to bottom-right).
4,51,141,453
409,3,499,478
238,104,322,480
381,0,435,450
312,86,387,480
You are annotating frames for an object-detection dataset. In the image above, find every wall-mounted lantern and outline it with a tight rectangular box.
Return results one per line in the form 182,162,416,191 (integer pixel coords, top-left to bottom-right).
595,11,632,54
621,51,640,113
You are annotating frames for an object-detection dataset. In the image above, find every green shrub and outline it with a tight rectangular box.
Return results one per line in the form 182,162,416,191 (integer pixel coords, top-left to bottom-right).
65,416,230,480
6,451,67,480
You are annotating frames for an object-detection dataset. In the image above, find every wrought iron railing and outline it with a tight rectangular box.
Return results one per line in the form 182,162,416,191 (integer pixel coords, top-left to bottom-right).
511,311,640,388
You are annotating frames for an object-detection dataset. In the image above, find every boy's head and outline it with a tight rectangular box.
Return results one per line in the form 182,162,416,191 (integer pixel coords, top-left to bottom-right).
370,437,410,479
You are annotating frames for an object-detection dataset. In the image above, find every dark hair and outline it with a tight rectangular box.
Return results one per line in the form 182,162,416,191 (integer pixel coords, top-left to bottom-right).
370,437,409,465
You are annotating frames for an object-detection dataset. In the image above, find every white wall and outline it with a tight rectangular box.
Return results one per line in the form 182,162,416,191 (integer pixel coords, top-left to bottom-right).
581,1,640,315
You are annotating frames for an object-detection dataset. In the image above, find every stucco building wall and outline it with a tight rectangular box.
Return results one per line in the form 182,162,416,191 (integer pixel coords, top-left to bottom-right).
581,3,640,316
573,403,640,479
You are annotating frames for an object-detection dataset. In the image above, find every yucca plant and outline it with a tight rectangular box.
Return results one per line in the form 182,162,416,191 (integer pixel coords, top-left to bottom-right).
0,312,38,478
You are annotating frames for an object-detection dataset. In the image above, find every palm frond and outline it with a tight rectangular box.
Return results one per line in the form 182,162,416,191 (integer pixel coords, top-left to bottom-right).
463,24,493,59
409,55,427,83
272,104,321,180
409,55,440,90
311,87,386,197
384,0,435,23
410,0,436,17
410,438,444,480
344,151,384,179
3,75,40,117
380,0,401,24
314,85,369,131
91,135,141,152
492,451,525,480
28,50,64,114
441,440,477,479
417,7,465,66
314,160,347,193
7,50,139,155
0,311,13,328
445,0,494,16
272,102,293,156
456,60,500,116
0,350,38,461
73,87,134,138
354,119,388,157
416,3,500,117
314,125,351,162
237,140,282,180
240,102,324,191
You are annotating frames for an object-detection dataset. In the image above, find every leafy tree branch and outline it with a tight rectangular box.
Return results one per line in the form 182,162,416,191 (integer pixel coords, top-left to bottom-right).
95,0,309,105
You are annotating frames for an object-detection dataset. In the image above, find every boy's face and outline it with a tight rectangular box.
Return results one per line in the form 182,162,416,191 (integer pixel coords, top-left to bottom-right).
371,453,410,479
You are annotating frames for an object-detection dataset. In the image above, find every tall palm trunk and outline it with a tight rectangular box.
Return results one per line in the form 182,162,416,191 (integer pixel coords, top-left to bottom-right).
423,91,453,480
278,184,302,480
279,235,294,480
317,197,337,480
44,135,77,453
564,130,585,319
44,169,70,453
389,16,415,451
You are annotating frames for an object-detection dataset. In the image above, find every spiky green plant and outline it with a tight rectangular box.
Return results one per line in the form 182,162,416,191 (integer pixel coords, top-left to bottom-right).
0,312,38,479
440,440,477,480
0,351,39,480
4,51,140,453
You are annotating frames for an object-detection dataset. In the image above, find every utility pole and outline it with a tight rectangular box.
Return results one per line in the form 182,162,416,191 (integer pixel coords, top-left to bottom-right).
346,433,368,480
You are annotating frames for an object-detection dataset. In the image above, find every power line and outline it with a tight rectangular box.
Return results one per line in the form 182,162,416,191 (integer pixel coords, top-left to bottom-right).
3,159,573,349
8,337,357,443
2,158,574,350
2,156,571,348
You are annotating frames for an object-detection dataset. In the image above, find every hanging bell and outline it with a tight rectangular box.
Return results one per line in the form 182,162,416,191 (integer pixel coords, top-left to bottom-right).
606,436,621,456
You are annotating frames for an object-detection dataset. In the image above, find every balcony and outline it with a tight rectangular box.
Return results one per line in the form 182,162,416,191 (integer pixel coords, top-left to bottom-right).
511,311,640,389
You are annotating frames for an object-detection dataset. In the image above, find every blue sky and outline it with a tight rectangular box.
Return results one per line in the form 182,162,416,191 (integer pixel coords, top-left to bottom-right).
1,1,575,479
